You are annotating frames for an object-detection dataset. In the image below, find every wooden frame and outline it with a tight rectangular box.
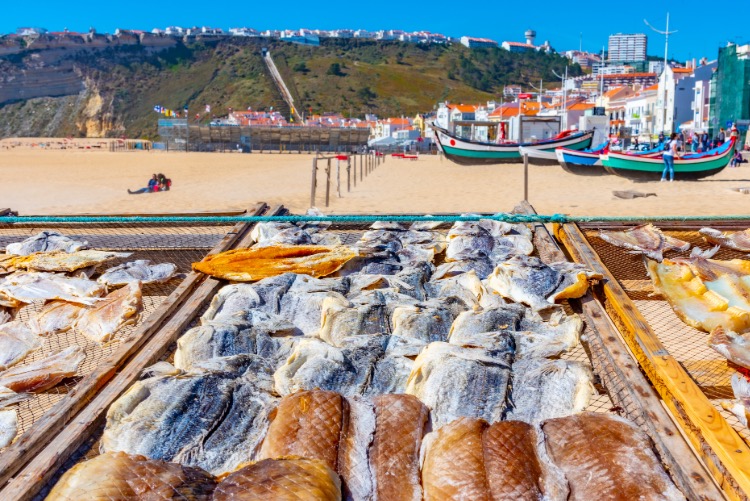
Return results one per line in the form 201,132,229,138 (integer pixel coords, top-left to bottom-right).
0,202,270,496
555,221,750,501
511,203,721,500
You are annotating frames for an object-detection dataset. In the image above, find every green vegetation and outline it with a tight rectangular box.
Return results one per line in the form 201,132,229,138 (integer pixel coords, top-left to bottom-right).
0,37,585,138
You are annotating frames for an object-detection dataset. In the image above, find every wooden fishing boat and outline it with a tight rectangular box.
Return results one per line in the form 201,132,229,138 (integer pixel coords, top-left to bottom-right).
555,141,610,176
432,125,594,165
518,146,557,165
601,138,735,180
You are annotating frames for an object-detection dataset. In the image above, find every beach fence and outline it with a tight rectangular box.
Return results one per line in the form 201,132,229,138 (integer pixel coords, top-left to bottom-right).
108,139,153,152
157,120,369,153
310,151,384,207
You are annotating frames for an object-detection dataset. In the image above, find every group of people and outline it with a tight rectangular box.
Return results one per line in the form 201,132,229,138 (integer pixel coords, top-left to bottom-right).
660,124,742,182
128,173,171,194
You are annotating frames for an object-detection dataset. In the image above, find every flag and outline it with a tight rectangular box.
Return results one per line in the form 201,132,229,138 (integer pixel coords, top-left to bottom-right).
184,107,188,116
153,105,160,112
205,104,211,113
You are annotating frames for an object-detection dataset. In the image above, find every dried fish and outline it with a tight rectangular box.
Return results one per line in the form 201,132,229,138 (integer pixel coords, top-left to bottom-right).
75,282,142,343
5,231,88,256
46,451,216,501
29,301,84,336
700,227,750,252
319,294,390,347
507,358,595,423
709,326,750,369
193,245,357,282
721,374,750,428
214,458,341,501
0,409,17,449
406,342,513,428
599,223,689,261
0,272,105,305
0,321,41,370
103,355,277,475
542,412,684,500
98,260,177,286
259,389,345,470
0,346,85,392
7,250,131,273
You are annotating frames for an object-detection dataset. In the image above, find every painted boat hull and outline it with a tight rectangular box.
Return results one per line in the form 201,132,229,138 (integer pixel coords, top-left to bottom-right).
519,147,558,166
433,126,594,165
601,139,735,181
555,148,607,176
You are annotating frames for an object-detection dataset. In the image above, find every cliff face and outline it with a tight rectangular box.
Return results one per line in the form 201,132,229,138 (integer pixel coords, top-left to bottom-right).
0,38,580,139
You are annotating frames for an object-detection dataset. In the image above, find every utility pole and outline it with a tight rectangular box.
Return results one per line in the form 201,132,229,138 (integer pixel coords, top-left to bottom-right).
552,67,568,129
645,13,678,134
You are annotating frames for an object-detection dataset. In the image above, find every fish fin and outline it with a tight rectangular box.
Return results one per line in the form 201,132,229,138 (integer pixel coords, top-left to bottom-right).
690,246,720,259
142,361,182,377
708,326,731,348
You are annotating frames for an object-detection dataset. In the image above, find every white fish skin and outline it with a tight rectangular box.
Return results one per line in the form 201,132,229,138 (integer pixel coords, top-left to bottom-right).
0,309,10,325
708,327,750,369
98,260,178,286
0,321,41,370
28,301,84,337
0,346,85,393
5,231,88,256
722,374,750,428
338,396,376,501
0,386,30,408
0,409,18,448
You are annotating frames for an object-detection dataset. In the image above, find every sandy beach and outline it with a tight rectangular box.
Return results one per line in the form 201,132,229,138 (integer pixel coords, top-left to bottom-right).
1,143,749,216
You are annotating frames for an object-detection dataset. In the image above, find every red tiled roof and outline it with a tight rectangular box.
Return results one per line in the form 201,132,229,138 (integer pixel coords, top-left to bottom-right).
448,104,477,113
504,41,535,48
602,73,657,79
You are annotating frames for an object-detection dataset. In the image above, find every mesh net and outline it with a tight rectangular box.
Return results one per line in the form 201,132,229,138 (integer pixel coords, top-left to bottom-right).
0,221,236,457
584,228,750,447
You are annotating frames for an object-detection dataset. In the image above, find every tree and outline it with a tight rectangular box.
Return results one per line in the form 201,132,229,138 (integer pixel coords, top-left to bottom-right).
293,61,309,73
327,62,344,76
357,86,377,103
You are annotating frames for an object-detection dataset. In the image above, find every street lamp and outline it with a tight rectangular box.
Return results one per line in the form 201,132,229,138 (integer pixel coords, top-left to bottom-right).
645,13,678,134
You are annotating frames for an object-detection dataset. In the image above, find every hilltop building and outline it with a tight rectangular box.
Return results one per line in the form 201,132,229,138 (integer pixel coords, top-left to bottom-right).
501,30,552,53
710,43,750,144
460,36,498,48
608,33,647,62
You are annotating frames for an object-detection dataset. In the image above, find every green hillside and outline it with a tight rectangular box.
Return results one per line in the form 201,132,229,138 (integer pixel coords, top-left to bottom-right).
0,38,582,138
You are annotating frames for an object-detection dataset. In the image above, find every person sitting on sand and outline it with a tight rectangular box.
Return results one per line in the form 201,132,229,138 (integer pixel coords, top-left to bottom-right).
157,173,172,191
128,174,158,195
730,150,743,168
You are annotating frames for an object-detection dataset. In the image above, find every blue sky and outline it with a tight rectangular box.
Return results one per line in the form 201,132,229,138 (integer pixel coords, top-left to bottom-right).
1,0,744,62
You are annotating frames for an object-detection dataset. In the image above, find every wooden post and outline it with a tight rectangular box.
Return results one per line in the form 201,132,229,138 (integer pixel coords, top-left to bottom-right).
336,159,341,198
310,157,317,208
347,156,351,192
360,154,363,181
523,153,529,202
325,159,331,207
353,156,356,188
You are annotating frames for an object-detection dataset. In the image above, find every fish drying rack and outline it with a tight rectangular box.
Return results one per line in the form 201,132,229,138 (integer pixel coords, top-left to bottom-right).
0,203,727,501
557,220,750,501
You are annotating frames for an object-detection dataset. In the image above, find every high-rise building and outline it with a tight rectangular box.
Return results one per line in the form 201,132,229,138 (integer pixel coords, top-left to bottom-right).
608,33,647,62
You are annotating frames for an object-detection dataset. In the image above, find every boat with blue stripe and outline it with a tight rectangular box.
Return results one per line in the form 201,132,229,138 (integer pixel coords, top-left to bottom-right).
555,141,610,176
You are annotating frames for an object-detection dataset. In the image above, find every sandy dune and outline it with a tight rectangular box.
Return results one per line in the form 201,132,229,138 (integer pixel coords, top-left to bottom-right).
1,147,749,216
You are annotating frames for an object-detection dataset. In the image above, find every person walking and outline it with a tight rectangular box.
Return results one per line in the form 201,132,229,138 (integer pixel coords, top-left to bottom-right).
661,133,680,182
718,127,726,145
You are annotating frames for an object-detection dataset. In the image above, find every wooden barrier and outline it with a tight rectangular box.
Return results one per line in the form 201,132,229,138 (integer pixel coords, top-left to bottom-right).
309,153,378,208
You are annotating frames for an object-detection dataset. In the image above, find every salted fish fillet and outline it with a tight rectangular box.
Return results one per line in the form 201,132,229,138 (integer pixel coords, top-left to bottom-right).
405,341,512,429
0,272,105,305
0,309,9,325
75,282,142,343
214,458,341,501
647,259,750,333
542,412,684,501
46,451,216,501
391,304,456,343
486,256,601,311
5,231,88,256
193,245,357,282
29,301,84,337
700,227,750,252
0,346,84,392
259,389,345,471
103,355,277,475
7,250,131,273
421,417,490,501
599,223,689,261
447,305,525,340
507,358,595,424
0,321,41,370
370,394,428,501
483,420,567,501
274,337,386,396
709,326,750,368
98,259,178,286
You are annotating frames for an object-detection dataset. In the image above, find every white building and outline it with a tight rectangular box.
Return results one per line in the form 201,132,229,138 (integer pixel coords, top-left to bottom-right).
461,36,499,48
625,85,658,137
693,80,711,132
655,61,716,134
608,33,647,62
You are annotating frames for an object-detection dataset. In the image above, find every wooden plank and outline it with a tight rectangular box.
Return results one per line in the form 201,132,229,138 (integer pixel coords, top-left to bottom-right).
578,220,750,232
520,202,722,499
0,203,267,493
235,205,286,249
555,222,750,501
620,279,656,294
24,209,249,218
